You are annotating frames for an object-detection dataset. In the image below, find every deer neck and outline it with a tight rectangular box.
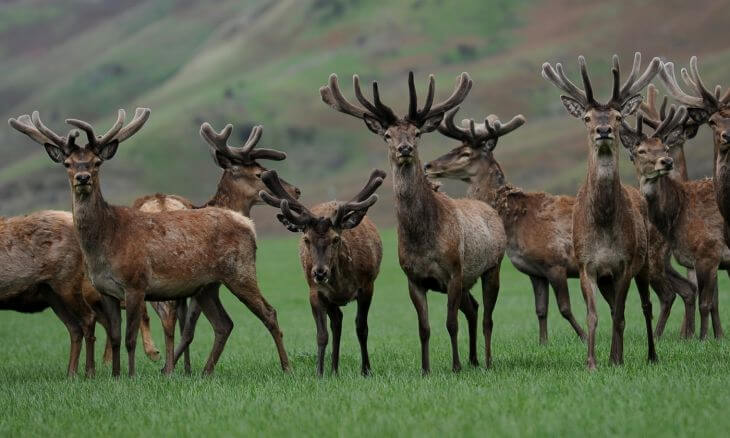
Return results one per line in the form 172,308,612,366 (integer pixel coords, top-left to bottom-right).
392,157,441,246
713,142,730,221
71,183,117,257
466,159,506,206
642,175,683,239
206,172,255,217
583,142,622,227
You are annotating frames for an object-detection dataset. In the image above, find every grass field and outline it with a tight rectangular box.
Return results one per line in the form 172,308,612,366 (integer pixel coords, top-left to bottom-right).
1,228,730,437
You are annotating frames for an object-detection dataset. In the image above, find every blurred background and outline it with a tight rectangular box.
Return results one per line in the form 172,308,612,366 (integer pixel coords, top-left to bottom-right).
0,0,728,234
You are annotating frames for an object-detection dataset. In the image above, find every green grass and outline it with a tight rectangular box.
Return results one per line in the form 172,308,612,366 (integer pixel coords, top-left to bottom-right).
1,228,729,437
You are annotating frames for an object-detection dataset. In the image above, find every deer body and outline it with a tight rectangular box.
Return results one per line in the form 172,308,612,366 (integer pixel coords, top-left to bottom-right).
9,109,290,377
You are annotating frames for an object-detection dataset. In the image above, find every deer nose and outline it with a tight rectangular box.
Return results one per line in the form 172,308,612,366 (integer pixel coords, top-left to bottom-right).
294,187,302,197
596,126,613,136
312,267,329,283
658,157,674,169
75,173,91,184
424,163,432,171
397,143,413,156
721,131,730,144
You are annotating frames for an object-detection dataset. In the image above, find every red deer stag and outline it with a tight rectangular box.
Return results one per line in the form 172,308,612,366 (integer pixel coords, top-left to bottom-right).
542,53,659,369
0,210,117,377
130,122,299,374
260,169,384,376
9,109,290,377
622,105,729,339
424,109,587,344
320,71,507,373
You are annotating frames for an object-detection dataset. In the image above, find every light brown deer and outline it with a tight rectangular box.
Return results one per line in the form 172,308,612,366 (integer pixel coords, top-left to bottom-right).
425,109,587,344
260,169,384,376
9,109,290,377
320,71,506,373
622,105,729,339
542,53,659,369
0,210,117,377
130,122,299,374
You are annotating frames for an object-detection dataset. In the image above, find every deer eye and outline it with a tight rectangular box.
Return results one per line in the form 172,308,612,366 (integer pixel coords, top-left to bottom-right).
637,149,647,155
414,130,421,138
303,236,310,245
63,161,71,168
616,115,623,122
332,235,341,244
583,115,591,123
709,120,717,127
384,133,392,140
93,160,102,168
255,173,262,179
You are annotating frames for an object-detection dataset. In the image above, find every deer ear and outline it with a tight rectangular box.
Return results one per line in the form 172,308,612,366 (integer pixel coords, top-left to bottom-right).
43,144,66,163
619,128,641,154
211,151,234,169
620,94,643,117
339,210,367,230
663,125,685,147
275,213,305,233
560,95,585,118
687,108,710,125
421,113,444,133
363,114,385,135
98,140,119,161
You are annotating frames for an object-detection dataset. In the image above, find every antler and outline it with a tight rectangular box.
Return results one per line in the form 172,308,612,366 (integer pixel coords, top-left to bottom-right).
659,56,727,112
8,112,78,154
200,123,286,164
652,105,688,140
438,107,525,150
260,170,315,230
543,53,660,110
639,84,669,129
64,108,150,153
320,74,397,126
332,169,386,227
320,71,472,128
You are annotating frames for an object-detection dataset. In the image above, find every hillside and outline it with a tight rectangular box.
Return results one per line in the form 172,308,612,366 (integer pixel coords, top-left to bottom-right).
1,0,728,233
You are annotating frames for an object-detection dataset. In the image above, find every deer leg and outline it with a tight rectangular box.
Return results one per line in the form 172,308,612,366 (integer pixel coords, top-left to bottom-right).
124,291,146,377
711,277,724,338
326,304,343,375
546,267,586,341
636,270,658,363
684,268,698,338
696,264,718,340
225,277,290,373
666,267,696,339
175,298,193,374
99,296,122,377
153,301,177,375
89,296,113,367
459,290,479,366
193,289,233,376
310,292,328,377
446,274,463,373
356,287,373,376
408,280,430,375
530,275,549,345
579,268,599,370
174,292,206,372
481,265,500,369
649,269,675,340
137,304,160,361
45,292,83,378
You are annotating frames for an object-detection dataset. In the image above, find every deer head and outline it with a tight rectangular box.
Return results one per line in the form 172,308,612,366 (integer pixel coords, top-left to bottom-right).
621,104,687,195
9,108,150,197
542,53,660,164
320,71,472,167
260,169,385,284
424,107,525,194
658,56,730,153
199,122,300,205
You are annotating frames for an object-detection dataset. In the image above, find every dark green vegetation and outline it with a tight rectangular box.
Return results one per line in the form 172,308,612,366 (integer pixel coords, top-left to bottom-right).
1,0,729,233
1,229,729,437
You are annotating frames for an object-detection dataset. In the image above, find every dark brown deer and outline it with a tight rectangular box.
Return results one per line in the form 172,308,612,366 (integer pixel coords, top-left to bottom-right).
542,53,659,369
622,105,728,339
260,169,384,376
320,71,507,373
9,109,290,377
131,122,299,374
424,109,587,344
637,87,701,338
0,210,118,377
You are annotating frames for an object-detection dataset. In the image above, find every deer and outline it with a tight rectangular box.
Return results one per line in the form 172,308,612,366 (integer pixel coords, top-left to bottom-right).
260,169,384,376
622,104,730,340
129,122,299,374
658,56,730,337
542,53,659,369
637,86,701,338
424,109,587,344
320,71,507,374
8,109,290,377
0,209,118,377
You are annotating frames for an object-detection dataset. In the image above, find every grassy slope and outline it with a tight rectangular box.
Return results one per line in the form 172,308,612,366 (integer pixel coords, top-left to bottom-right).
1,0,729,234
1,228,729,437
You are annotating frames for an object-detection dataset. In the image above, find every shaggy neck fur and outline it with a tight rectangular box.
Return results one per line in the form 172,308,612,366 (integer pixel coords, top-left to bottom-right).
392,158,441,247
71,182,117,260
206,172,255,216
641,175,684,240
584,142,621,227
670,145,689,182
714,144,730,222
466,159,505,206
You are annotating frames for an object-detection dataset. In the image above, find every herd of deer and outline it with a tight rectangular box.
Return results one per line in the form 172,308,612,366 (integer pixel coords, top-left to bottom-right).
2,52,729,378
